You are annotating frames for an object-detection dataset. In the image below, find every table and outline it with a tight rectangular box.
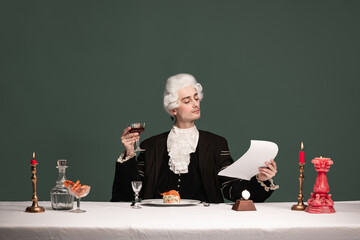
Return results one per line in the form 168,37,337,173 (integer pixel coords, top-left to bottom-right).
1,201,360,240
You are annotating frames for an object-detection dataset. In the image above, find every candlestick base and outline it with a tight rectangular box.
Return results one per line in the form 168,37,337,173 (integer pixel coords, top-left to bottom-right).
232,200,256,211
291,202,307,211
25,206,45,213
25,201,45,213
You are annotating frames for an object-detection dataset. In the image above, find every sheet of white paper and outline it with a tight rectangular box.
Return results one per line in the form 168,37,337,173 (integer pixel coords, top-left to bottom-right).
218,140,278,181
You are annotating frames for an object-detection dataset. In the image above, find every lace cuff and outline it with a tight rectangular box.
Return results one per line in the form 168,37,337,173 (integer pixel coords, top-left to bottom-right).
117,151,136,163
256,175,279,192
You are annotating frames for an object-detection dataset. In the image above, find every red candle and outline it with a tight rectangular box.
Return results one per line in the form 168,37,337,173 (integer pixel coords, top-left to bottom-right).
299,142,305,164
31,152,38,165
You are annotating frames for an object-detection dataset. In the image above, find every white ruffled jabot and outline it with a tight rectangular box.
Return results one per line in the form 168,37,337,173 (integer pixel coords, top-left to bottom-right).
167,125,199,174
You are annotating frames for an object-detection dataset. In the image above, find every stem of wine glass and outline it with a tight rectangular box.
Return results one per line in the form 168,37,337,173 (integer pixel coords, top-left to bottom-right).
135,193,138,206
77,198,80,210
135,139,140,151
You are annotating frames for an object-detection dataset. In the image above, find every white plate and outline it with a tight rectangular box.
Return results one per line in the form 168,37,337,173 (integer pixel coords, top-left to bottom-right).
141,199,201,206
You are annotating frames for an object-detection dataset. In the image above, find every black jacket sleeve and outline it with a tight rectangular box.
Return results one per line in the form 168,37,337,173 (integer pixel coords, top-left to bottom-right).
110,157,139,202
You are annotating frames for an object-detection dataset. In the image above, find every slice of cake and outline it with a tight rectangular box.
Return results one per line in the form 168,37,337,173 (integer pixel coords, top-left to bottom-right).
161,190,181,203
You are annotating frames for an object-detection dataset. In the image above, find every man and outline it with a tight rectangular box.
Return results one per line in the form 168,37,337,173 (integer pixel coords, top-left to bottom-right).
111,73,278,203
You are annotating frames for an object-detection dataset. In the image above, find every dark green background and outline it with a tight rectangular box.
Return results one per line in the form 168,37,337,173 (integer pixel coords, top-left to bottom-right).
1,1,359,202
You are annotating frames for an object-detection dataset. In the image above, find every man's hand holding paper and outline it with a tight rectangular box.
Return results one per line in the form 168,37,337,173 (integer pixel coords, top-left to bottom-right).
257,159,277,181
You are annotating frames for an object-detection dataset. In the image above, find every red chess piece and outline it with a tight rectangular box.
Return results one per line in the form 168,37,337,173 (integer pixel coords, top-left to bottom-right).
305,157,335,214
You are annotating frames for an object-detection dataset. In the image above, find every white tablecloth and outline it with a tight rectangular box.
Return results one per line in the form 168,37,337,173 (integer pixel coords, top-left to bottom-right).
0,201,359,240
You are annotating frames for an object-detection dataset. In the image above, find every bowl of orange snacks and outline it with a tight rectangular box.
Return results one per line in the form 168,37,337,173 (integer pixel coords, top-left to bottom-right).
64,180,91,199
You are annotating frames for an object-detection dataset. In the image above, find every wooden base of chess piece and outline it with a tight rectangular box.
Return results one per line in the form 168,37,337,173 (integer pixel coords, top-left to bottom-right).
232,199,257,211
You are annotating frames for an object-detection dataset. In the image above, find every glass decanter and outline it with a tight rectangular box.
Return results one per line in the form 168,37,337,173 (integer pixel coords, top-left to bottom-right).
50,159,74,210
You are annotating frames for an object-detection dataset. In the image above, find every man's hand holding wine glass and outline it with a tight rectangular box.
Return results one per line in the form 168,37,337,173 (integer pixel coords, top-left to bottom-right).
121,127,139,157
121,122,146,157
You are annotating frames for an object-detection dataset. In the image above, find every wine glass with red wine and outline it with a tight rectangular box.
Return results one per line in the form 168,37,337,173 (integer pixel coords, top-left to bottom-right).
128,122,145,152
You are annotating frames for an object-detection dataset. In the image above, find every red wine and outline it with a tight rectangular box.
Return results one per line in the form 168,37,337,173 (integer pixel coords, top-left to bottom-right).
129,127,145,134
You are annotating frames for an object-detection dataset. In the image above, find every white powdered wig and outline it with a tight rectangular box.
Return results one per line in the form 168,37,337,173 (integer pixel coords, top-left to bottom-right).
163,73,203,114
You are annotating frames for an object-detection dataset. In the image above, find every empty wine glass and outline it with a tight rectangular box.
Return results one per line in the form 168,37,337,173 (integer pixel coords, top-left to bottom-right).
131,181,142,209
128,122,145,152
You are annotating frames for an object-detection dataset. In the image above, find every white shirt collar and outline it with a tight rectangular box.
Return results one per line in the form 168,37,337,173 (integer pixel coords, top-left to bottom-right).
167,125,199,174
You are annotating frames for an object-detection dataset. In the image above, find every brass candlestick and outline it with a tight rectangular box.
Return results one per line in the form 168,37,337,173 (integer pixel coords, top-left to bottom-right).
25,163,45,213
291,163,307,211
